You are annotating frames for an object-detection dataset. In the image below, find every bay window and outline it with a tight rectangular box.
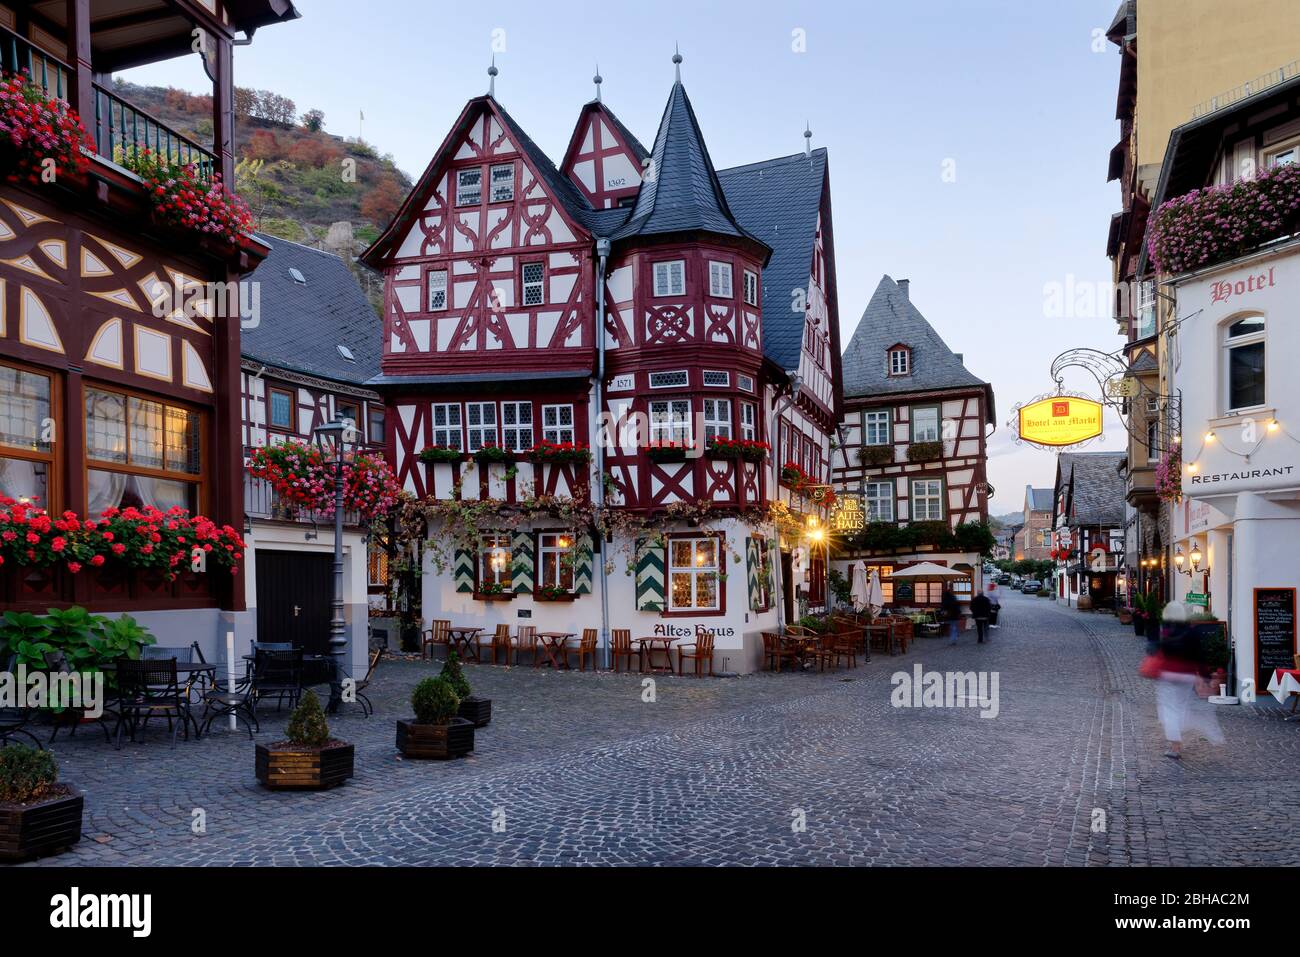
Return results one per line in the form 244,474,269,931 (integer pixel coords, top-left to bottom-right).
649,399,691,445
538,531,575,592
702,398,731,441
1223,315,1265,412
541,404,575,444
431,403,462,450
708,261,733,298
668,535,720,612
84,386,202,514
0,363,55,508
740,402,757,441
466,402,498,450
502,401,534,451
910,478,944,522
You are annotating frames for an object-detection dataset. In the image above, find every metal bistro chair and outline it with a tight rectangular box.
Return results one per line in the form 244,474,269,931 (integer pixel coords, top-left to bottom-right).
422,619,450,660
678,630,716,677
250,648,304,715
352,648,383,717
0,654,42,749
112,658,198,749
611,629,640,673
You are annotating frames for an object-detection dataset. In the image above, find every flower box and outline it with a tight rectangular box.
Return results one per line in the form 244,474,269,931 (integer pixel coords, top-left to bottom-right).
534,589,576,602
858,445,894,467
647,444,690,464
119,147,252,245
705,438,770,463
418,446,465,465
255,741,354,791
0,74,93,186
474,590,514,602
473,444,515,465
907,441,944,463
529,441,593,466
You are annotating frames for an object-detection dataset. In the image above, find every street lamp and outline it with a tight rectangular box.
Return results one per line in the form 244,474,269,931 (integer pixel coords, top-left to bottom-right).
1174,540,1207,577
313,417,352,714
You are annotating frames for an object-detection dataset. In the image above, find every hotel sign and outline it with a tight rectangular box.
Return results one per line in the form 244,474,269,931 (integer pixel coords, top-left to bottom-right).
1017,397,1103,448
829,495,865,533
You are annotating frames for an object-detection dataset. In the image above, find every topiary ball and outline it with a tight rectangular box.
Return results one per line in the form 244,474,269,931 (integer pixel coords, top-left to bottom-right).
439,651,472,701
411,675,460,725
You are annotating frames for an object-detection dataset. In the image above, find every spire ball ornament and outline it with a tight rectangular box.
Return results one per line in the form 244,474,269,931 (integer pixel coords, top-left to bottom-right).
488,56,499,97
673,44,683,82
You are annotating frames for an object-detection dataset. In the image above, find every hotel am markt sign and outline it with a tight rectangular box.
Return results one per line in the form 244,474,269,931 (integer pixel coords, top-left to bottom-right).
1017,397,1104,448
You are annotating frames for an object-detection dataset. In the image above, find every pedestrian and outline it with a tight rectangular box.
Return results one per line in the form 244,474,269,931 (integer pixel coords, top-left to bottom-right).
971,589,991,643
941,586,962,645
1139,601,1225,760
987,583,1001,629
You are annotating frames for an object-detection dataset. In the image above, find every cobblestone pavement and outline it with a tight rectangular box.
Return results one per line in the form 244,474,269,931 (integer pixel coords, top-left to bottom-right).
21,591,1300,866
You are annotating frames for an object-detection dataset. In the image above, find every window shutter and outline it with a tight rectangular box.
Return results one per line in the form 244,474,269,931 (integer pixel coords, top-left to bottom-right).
574,533,594,595
453,548,474,593
635,537,665,611
511,530,534,594
746,537,761,611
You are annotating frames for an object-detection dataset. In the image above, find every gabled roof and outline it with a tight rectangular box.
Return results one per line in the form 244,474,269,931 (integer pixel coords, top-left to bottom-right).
560,100,651,172
241,235,381,385
1056,452,1126,527
610,82,762,246
1128,350,1158,373
717,149,829,372
840,275,993,419
1027,487,1054,512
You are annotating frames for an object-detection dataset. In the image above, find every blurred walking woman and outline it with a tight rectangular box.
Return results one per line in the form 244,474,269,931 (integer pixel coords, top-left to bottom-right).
1140,602,1225,760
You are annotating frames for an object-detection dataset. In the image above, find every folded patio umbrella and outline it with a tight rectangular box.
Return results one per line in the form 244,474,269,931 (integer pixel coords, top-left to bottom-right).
850,562,870,612
865,568,884,616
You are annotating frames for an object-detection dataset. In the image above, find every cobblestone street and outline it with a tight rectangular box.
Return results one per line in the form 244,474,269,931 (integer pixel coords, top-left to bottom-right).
23,591,1299,867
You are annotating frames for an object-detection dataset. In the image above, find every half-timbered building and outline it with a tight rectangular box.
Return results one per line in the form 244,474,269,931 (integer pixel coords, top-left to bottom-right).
361,62,841,672
0,1,298,658
1050,451,1126,609
831,276,994,613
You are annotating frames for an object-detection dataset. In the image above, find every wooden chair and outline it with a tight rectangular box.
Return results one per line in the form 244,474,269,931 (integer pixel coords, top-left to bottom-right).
512,625,538,665
611,629,640,673
826,624,858,670
762,632,799,672
422,619,450,660
481,624,511,665
677,630,716,677
570,628,599,671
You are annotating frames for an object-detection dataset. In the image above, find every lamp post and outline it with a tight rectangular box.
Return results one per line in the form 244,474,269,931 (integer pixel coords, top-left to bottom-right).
313,418,350,714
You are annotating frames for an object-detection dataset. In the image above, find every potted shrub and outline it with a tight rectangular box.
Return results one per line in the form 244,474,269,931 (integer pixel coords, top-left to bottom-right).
397,676,474,759
442,652,491,727
255,690,354,790
0,744,83,862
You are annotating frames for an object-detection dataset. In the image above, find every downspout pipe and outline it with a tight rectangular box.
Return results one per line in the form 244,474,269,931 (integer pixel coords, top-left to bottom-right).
594,237,612,668
772,373,803,635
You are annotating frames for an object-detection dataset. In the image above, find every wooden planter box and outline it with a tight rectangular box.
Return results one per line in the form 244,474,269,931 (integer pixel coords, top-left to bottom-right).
0,788,84,862
255,741,355,791
534,593,576,602
458,696,492,728
396,717,475,759
474,592,514,602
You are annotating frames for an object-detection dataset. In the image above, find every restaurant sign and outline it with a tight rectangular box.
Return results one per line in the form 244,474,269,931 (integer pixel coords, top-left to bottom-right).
829,495,866,534
1017,396,1104,448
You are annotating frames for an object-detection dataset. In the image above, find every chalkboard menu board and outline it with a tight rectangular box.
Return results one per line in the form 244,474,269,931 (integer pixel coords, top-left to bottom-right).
1254,588,1297,687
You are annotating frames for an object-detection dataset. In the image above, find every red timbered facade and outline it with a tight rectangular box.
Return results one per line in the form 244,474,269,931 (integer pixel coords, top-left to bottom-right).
0,2,298,658
363,65,842,671
832,277,995,611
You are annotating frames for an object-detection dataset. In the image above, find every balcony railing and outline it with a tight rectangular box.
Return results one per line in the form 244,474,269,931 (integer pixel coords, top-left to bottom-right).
1,25,216,182
244,473,362,529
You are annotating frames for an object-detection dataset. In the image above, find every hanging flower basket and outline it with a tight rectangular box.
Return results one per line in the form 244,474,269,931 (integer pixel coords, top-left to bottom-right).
246,439,400,519
1155,445,1182,503
118,147,252,244
0,72,94,185
780,462,813,490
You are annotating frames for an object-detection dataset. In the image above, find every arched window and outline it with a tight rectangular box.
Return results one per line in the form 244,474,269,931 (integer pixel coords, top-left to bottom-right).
1222,314,1265,413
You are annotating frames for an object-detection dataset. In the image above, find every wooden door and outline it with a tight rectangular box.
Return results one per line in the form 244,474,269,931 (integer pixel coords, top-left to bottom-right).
255,550,333,654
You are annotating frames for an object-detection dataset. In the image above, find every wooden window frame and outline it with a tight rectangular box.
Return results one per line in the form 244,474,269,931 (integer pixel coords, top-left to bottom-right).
267,386,296,434
501,400,535,452
708,260,733,299
742,269,759,307
888,347,911,376
455,167,482,207
521,261,546,307
540,403,575,445
664,532,726,617
536,529,576,593
702,397,732,442
652,259,686,298
489,161,515,203
910,476,945,522
864,480,894,522
648,398,691,446
863,409,891,446
83,382,206,515
431,402,463,451
752,533,772,612
426,268,449,312
465,401,499,452
911,405,941,443
477,532,512,591
0,359,60,512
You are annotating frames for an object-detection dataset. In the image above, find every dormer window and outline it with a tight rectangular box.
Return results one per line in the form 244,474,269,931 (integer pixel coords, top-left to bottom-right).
888,346,911,376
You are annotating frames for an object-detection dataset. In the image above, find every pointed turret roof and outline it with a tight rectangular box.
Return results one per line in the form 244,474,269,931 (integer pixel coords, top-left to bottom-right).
611,82,762,248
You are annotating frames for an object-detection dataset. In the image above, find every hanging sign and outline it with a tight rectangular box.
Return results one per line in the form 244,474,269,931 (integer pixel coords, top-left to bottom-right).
829,495,865,534
1016,396,1104,448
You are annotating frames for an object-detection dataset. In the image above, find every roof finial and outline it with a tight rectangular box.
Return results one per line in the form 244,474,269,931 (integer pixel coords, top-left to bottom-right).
804,122,812,158
672,43,683,84
487,55,499,98
594,64,603,102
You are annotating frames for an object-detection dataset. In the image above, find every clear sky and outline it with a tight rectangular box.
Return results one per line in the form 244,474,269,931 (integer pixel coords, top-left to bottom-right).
128,0,1130,516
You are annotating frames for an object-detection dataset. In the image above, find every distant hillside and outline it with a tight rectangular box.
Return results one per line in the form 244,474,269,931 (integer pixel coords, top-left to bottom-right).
990,512,1022,531
111,80,414,307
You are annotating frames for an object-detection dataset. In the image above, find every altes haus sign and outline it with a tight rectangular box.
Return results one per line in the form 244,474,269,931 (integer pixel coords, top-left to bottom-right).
1017,397,1104,448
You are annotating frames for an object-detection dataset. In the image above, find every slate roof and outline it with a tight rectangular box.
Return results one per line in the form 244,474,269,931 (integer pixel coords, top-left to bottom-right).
840,275,992,416
610,82,761,246
1057,452,1126,527
717,149,828,373
240,235,381,386
1028,486,1054,512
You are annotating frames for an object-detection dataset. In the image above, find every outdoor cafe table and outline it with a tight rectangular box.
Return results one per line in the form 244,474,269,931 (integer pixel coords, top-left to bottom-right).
447,625,483,661
864,622,903,656
535,632,574,669
1267,668,1300,715
780,633,821,670
637,636,679,674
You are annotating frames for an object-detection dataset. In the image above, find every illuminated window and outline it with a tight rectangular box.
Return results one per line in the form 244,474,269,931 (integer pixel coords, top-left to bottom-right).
85,386,201,513
538,531,575,591
668,536,719,611
478,533,511,589
0,363,54,508
368,542,389,587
